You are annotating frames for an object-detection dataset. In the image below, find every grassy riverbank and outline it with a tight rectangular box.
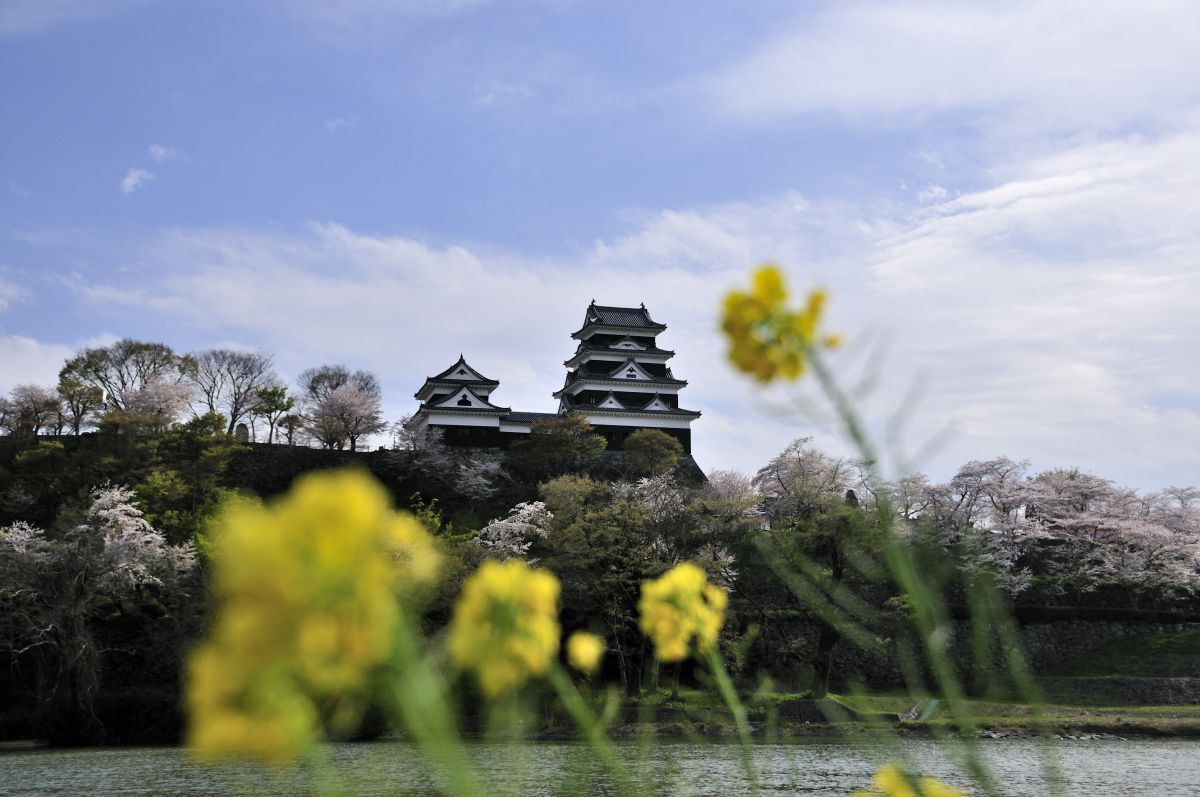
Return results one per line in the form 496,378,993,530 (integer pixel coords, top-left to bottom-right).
837,693,1200,738
556,686,1200,740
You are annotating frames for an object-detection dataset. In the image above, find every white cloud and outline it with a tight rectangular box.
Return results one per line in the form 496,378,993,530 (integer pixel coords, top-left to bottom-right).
46,127,1200,490
120,168,154,194
0,275,26,312
701,0,1200,133
916,184,947,203
0,335,76,393
149,145,181,162
323,117,356,133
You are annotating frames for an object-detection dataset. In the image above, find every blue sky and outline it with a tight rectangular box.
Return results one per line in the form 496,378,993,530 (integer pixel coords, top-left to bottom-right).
2,0,1198,490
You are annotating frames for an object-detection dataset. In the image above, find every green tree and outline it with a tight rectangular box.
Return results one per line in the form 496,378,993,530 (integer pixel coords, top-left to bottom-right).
509,416,606,482
623,428,683,477
729,438,888,696
533,475,660,694
250,385,294,444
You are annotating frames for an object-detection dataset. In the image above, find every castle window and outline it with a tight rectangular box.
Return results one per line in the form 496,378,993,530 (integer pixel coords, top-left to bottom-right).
457,396,472,406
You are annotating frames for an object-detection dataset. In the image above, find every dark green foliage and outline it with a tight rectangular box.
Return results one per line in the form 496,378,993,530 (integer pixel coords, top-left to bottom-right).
0,413,240,545
532,475,663,694
623,428,683,477
731,492,893,696
509,416,606,482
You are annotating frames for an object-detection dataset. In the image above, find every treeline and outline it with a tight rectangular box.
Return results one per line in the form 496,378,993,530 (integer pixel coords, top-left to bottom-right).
0,337,391,450
1,338,1198,745
478,438,1200,697
0,400,696,743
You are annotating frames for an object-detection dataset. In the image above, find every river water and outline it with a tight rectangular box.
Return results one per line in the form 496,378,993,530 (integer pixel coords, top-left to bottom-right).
1,737,1197,796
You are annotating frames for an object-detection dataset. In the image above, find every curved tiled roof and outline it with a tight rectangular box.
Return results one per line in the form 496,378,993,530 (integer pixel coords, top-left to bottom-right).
430,355,499,384
573,301,667,336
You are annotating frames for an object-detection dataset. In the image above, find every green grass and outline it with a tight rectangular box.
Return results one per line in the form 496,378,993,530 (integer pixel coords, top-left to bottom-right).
1049,630,1200,678
830,690,1200,736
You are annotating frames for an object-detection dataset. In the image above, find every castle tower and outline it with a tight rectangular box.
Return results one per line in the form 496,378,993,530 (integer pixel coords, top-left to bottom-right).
410,355,510,447
410,355,558,448
553,301,700,452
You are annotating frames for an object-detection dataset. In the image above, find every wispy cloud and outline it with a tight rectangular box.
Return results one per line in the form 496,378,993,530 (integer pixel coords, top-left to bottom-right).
120,168,154,194
0,275,26,312
148,144,181,163
323,116,357,133
61,127,1200,488
700,0,1200,134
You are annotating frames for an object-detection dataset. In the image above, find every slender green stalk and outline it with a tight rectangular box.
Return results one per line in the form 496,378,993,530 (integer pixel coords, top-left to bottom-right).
971,578,1068,796
547,665,638,797
301,744,346,797
807,345,1008,796
702,647,758,792
385,612,482,797
756,535,881,652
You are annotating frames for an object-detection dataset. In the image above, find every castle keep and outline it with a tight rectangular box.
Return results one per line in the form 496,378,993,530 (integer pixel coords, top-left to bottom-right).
411,302,700,452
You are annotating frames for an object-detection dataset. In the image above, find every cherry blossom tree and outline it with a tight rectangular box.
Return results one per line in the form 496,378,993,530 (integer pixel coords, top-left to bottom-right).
59,339,194,412
0,384,61,435
118,378,195,432
0,485,196,742
753,436,868,523
298,365,386,450
471,501,553,561
455,451,510,502
897,459,1200,596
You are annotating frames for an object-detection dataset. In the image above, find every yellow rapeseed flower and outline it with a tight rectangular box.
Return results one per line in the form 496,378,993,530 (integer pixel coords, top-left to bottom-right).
566,631,605,675
186,469,441,764
448,559,561,697
720,265,841,383
852,764,968,797
638,562,728,662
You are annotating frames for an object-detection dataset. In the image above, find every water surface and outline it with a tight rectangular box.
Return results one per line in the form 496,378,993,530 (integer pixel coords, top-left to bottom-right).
1,738,1196,796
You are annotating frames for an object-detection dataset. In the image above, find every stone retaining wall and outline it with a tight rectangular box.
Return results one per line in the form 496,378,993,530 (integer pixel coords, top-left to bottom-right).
1039,677,1200,705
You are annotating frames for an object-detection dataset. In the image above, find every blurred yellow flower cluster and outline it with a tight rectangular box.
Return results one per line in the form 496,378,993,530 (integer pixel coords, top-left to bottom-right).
566,631,605,675
186,470,440,764
853,765,967,797
638,562,728,662
721,265,842,382
448,559,561,697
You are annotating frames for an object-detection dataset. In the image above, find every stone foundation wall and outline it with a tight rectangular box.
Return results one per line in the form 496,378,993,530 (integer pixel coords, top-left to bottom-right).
760,618,1200,693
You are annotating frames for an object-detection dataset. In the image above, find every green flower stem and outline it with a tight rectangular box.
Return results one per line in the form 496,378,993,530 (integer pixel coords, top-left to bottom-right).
702,647,758,792
547,665,638,797
386,611,482,797
807,345,1005,797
